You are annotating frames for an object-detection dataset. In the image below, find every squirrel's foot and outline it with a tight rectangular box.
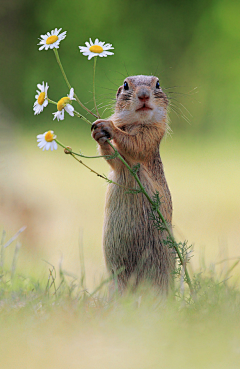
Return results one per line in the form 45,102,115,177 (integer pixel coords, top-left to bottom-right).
91,119,115,145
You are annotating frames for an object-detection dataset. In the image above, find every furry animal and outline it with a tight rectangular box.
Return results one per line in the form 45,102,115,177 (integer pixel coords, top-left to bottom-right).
92,75,175,294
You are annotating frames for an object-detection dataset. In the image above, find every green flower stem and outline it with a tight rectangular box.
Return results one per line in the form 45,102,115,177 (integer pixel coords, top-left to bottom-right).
73,110,92,125
53,49,71,88
53,48,97,118
56,139,106,177
106,139,193,294
55,139,114,159
93,56,100,118
47,98,57,105
55,140,132,190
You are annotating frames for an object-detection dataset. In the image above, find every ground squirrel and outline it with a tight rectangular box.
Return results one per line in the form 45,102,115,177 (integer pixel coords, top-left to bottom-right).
92,75,175,294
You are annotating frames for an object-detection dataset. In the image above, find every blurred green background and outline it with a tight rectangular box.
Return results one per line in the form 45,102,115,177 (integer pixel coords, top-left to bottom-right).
0,0,239,276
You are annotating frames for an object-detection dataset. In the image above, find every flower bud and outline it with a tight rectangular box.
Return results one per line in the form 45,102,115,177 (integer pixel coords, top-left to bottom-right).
64,146,72,154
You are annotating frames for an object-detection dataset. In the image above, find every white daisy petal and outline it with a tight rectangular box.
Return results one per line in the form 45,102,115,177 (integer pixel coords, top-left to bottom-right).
38,142,45,149
53,111,61,121
45,142,51,150
104,51,114,56
59,32,66,40
65,104,74,116
59,109,65,120
68,88,76,100
103,43,112,49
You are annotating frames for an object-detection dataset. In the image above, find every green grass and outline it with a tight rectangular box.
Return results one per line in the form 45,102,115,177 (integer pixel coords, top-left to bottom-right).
1,229,240,369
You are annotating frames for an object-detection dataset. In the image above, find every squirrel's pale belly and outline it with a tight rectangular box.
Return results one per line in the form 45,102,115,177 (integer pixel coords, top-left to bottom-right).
103,165,174,288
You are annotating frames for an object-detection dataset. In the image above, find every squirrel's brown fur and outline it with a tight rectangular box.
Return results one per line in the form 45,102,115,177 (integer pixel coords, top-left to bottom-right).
92,75,175,294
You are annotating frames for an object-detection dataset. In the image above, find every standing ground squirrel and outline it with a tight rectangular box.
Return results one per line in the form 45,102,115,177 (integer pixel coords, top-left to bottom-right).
92,75,175,294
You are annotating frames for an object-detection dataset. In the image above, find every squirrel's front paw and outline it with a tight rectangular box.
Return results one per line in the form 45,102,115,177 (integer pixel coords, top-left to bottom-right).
91,119,115,145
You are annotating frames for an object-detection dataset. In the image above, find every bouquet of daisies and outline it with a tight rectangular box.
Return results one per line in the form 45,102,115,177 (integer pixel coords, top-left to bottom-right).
34,27,114,151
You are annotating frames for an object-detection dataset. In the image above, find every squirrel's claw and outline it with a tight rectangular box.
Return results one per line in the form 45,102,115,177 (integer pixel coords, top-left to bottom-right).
91,120,114,145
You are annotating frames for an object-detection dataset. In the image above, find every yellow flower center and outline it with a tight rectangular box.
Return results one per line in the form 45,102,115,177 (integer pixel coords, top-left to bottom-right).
45,131,54,142
46,35,58,45
57,97,71,111
37,92,45,105
89,45,104,53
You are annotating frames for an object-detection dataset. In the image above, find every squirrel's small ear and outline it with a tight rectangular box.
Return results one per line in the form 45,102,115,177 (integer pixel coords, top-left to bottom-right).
116,86,122,98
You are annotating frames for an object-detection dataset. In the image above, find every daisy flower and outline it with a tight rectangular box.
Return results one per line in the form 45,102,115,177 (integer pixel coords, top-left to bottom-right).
53,87,76,121
79,38,114,60
38,28,67,51
33,82,49,115
37,131,57,151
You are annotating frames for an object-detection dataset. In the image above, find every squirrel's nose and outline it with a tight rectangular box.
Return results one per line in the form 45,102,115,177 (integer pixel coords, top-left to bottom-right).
137,89,150,102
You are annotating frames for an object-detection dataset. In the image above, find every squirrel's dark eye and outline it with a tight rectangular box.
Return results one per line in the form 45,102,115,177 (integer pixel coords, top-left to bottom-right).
124,81,129,90
156,81,160,89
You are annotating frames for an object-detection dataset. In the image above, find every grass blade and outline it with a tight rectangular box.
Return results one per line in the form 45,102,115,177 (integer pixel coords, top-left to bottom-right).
3,226,26,249
11,241,21,279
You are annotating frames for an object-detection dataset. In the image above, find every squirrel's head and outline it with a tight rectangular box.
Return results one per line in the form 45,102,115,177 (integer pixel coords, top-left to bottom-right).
115,75,168,124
